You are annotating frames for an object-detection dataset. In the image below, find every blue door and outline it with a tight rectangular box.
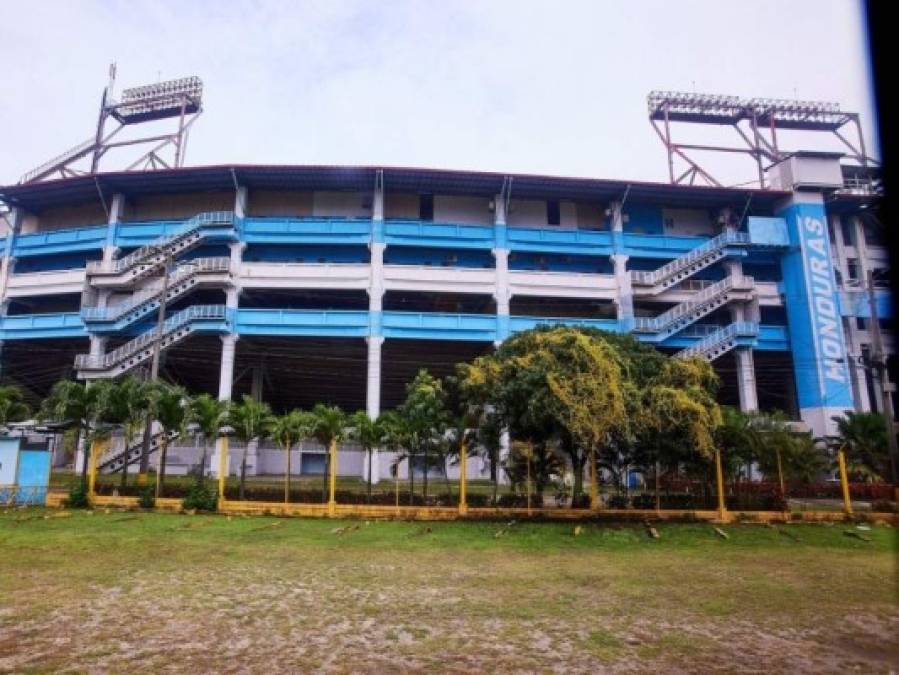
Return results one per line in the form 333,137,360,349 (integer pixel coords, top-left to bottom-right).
300,453,326,476
16,450,50,505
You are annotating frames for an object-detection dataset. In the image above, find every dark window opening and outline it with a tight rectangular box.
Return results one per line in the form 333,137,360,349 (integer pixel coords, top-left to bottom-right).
419,194,434,222
547,200,561,226
840,219,854,246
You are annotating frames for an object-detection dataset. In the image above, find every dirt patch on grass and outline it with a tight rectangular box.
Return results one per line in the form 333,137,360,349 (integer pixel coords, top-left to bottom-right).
0,515,896,673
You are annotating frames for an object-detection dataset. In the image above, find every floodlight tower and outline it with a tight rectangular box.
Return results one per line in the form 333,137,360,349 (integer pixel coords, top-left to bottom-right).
19,66,204,184
647,90,878,188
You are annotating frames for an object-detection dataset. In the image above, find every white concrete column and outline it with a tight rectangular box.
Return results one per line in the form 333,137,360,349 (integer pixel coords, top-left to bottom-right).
234,185,248,219
211,333,239,478
494,249,510,316
102,193,124,266
89,335,108,360
735,348,759,412
365,336,383,484
493,192,510,342
612,255,633,324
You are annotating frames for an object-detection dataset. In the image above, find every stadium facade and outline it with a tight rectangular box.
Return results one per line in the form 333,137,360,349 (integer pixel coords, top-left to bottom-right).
0,130,891,482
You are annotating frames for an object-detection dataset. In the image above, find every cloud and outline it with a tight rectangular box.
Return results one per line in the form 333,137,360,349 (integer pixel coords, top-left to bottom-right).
0,0,876,186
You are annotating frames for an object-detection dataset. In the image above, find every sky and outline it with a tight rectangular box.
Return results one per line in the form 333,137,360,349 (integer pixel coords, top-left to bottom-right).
0,0,878,188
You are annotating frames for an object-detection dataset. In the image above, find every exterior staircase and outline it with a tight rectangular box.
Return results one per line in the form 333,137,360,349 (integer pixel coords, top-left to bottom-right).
674,321,759,361
86,211,235,287
632,276,755,341
630,230,750,294
82,257,232,330
75,305,230,379
98,429,180,474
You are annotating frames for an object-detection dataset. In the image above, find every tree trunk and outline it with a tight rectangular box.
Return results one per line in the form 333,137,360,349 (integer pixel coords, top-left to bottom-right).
120,436,130,489
367,449,373,503
571,452,585,501
198,439,209,483
79,428,89,485
408,451,415,505
285,442,291,504
491,449,498,505
159,439,169,493
239,448,248,500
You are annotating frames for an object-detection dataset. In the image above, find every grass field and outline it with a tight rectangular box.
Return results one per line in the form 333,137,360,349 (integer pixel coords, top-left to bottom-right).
1,510,897,673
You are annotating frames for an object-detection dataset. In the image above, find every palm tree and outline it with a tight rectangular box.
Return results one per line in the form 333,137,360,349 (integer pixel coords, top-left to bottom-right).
379,410,412,501
114,376,152,489
146,382,189,497
227,395,273,500
311,404,347,509
267,409,314,503
834,412,891,482
186,393,228,479
347,410,387,502
41,379,119,485
0,384,30,430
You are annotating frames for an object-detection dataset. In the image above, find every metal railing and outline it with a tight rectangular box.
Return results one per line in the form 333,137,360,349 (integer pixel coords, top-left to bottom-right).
19,137,96,184
631,230,750,287
676,321,759,359
87,211,233,275
81,257,230,320
75,304,227,370
632,276,754,332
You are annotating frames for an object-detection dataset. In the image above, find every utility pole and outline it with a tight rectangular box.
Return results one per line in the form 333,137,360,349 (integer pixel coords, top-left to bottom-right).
137,249,173,484
865,269,899,502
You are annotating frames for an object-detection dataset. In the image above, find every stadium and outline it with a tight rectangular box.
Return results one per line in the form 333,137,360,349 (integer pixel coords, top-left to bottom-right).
0,79,890,485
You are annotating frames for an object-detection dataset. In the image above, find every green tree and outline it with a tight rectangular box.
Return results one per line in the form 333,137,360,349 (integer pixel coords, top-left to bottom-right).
311,404,347,505
267,409,314,503
114,376,152,489
146,382,189,496
398,370,447,501
834,411,891,482
379,409,412,496
0,385,30,428
41,380,121,485
186,393,228,478
347,411,388,502
227,395,273,500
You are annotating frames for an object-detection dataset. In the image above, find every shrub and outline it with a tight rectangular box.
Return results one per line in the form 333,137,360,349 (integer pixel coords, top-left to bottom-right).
138,487,155,509
496,494,530,508
66,482,89,509
871,499,898,514
607,494,629,509
182,480,217,512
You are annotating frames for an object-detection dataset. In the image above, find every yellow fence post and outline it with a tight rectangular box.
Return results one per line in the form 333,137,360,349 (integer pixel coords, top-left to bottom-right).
328,439,337,516
88,437,105,501
218,436,228,504
458,441,468,516
837,448,853,516
714,448,727,522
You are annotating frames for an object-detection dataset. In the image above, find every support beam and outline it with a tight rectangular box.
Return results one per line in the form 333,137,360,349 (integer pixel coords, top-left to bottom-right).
494,190,510,343
210,333,238,478
102,193,124,266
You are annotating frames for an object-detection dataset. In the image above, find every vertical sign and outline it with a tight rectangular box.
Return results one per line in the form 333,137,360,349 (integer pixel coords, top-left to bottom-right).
778,197,853,436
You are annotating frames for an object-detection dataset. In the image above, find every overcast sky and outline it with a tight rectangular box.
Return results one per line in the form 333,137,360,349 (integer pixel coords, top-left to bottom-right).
0,0,878,188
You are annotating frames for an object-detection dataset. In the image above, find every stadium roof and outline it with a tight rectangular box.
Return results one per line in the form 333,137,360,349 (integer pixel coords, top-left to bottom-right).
0,163,793,213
